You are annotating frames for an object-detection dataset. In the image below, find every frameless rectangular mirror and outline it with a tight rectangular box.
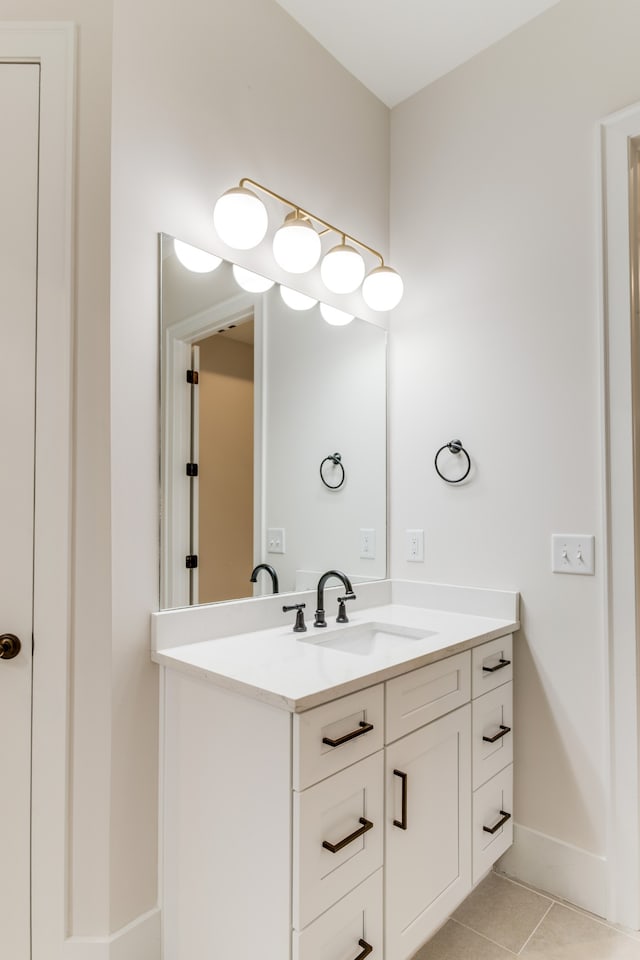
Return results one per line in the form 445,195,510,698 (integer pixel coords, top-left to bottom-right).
159,233,387,608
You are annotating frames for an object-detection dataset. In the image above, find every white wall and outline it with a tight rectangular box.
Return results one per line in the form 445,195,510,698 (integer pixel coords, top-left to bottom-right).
110,0,389,932
390,0,640,907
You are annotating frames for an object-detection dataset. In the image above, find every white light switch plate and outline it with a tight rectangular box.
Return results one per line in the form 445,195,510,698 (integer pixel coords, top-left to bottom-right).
551,534,595,575
267,528,285,554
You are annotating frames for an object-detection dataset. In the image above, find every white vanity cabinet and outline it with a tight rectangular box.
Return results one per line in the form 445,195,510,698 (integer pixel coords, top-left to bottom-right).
161,633,514,960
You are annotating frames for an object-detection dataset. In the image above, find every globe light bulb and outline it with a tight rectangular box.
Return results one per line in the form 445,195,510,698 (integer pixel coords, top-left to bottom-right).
279,285,317,311
232,264,275,293
173,239,222,274
213,186,268,250
272,213,321,274
319,303,354,326
362,265,404,311
320,242,366,294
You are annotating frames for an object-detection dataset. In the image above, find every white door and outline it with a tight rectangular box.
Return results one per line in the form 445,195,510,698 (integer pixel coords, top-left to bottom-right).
0,62,40,958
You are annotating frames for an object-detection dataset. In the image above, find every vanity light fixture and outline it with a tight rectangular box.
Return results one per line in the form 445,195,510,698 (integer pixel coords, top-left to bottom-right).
272,211,322,274
320,240,365,294
213,178,404,310
319,303,354,326
362,265,404,312
232,264,275,293
173,238,222,273
213,186,269,250
280,285,318,311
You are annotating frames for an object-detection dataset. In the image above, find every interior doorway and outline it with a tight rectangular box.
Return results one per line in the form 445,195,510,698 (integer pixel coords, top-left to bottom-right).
193,319,255,603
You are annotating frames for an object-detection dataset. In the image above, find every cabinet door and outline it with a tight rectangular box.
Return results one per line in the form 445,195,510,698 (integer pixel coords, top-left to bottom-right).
385,705,471,960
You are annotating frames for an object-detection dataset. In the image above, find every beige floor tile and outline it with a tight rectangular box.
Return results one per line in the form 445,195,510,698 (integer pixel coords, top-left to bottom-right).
520,904,640,959
412,919,516,960
452,872,552,953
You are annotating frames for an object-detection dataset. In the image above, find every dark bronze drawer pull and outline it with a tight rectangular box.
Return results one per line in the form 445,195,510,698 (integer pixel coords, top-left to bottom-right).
322,817,373,853
483,724,512,744
354,939,373,960
322,720,374,748
482,658,511,673
483,810,511,834
393,769,408,830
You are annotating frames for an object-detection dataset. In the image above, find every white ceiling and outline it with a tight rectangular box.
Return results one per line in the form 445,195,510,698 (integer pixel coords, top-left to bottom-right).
274,0,562,107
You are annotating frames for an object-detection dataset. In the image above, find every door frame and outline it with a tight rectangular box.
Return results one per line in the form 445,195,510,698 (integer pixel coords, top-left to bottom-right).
0,22,75,960
161,282,265,607
601,100,640,929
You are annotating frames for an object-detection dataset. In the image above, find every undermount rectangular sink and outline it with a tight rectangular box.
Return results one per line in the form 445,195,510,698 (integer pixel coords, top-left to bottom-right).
300,622,436,656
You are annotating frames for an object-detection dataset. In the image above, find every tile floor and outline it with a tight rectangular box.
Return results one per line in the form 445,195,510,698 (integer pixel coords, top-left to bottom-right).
412,872,640,959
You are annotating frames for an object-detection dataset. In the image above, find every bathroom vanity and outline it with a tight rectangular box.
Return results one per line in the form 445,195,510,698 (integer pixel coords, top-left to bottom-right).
152,580,518,960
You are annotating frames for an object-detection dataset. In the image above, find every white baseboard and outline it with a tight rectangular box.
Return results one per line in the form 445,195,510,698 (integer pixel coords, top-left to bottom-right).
63,907,160,960
496,824,608,918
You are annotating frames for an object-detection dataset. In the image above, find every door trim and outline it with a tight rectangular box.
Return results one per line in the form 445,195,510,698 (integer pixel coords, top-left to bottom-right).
0,22,75,960
601,100,640,929
160,277,265,607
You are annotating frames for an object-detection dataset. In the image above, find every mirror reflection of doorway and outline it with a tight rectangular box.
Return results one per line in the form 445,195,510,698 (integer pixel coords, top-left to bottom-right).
193,318,254,603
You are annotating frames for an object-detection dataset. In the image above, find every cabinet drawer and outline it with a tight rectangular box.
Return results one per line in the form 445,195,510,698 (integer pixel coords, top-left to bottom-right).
293,869,383,960
472,763,513,883
293,751,384,930
294,685,384,790
472,682,513,789
472,635,513,698
385,651,470,743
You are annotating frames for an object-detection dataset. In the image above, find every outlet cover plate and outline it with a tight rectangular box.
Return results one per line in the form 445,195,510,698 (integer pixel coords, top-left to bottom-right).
406,529,424,562
360,528,376,559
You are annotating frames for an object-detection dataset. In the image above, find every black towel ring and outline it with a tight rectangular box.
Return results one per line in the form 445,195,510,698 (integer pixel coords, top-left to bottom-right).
434,440,471,484
320,452,345,490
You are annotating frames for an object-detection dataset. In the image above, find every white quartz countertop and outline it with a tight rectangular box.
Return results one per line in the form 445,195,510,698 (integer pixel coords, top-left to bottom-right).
152,602,518,712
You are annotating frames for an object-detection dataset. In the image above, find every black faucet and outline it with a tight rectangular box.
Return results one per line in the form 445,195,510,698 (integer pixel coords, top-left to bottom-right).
249,563,279,594
314,570,356,627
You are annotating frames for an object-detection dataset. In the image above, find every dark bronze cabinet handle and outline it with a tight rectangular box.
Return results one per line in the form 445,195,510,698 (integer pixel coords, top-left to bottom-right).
482,658,511,673
393,769,408,830
322,720,374,748
483,810,512,834
483,724,512,744
322,817,373,853
354,939,373,960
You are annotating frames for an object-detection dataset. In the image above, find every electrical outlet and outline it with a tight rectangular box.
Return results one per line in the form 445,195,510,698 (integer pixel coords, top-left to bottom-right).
406,529,424,562
267,527,285,554
551,534,595,575
360,528,376,559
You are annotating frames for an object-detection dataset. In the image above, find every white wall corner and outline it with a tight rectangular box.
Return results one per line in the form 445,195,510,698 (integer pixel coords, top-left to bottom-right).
63,908,161,960
496,824,607,919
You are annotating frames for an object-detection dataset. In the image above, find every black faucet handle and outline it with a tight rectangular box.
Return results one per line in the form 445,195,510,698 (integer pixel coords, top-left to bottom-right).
283,603,307,633
336,593,356,624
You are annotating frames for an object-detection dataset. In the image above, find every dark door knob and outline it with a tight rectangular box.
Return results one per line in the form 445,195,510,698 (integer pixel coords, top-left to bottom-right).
0,633,21,660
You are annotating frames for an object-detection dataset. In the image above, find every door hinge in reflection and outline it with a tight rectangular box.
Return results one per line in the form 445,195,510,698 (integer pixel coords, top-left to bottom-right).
186,369,199,384
185,555,198,569
186,462,199,477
